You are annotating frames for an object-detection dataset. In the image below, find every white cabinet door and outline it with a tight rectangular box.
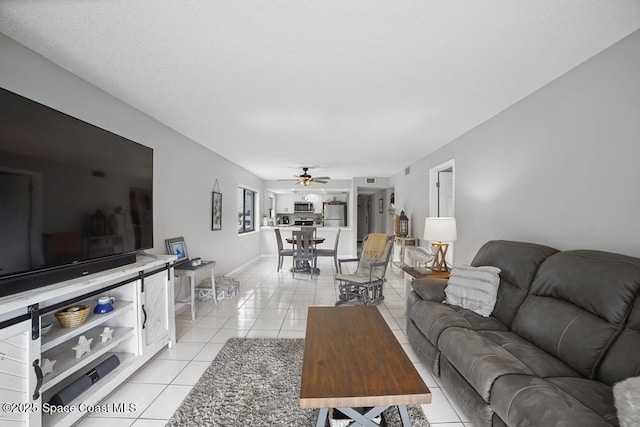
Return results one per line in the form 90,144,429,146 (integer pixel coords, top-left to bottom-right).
306,193,321,213
276,194,294,213
140,270,171,353
0,316,41,426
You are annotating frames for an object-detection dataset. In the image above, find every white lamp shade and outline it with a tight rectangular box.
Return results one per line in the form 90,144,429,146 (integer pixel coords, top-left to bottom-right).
424,217,457,242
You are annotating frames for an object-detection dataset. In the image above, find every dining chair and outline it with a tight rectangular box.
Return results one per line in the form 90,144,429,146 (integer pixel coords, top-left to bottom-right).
315,229,341,274
334,233,394,305
292,229,316,279
274,228,294,272
300,226,317,238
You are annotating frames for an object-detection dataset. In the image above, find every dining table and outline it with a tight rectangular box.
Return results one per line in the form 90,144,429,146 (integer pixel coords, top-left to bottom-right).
286,236,326,274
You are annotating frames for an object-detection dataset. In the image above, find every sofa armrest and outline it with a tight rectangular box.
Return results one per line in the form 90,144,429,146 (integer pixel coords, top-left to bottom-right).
412,277,448,302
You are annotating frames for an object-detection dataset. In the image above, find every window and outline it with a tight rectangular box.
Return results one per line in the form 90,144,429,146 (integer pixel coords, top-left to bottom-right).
238,187,255,233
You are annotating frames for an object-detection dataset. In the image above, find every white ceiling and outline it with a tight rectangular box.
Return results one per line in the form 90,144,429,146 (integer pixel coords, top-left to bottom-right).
1,1,639,181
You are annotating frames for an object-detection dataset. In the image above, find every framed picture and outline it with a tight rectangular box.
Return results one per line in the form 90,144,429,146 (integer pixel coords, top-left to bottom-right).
165,237,188,262
378,198,383,214
212,191,222,230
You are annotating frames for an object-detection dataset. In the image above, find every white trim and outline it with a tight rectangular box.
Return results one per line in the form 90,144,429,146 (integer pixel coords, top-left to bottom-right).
225,256,261,277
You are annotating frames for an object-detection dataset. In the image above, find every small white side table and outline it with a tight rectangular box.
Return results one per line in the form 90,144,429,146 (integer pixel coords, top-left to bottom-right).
174,260,216,321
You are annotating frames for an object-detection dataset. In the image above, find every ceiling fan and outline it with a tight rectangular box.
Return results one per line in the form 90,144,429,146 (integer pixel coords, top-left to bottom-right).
279,167,331,187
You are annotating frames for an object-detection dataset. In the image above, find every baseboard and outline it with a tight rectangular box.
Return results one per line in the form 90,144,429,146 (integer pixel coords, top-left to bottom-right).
225,256,262,277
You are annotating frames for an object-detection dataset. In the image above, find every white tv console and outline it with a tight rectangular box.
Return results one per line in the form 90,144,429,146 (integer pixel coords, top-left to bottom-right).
0,254,176,426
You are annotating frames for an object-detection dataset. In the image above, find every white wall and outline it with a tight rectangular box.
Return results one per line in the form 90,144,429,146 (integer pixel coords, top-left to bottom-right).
0,34,264,275
392,29,640,263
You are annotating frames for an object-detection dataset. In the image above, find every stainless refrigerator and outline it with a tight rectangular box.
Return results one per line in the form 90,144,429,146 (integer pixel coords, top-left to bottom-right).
323,202,347,227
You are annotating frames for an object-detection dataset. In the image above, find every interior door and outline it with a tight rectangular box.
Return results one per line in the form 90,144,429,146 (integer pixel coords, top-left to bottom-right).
437,170,454,217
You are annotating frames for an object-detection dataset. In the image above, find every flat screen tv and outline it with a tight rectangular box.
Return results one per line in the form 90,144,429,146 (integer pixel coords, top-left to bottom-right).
0,87,153,298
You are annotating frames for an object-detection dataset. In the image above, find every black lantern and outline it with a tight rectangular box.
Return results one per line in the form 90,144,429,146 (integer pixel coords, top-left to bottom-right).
398,210,409,237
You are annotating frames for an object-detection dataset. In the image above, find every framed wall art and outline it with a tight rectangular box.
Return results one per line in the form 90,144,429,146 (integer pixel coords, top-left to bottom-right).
212,191,222,230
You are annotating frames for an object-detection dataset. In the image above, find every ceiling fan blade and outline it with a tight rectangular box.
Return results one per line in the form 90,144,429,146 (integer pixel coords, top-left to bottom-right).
312,176,331,180
277,178,299,181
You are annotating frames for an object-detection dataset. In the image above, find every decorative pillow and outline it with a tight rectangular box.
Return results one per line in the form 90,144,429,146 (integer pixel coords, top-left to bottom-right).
614,376,640,427
445,264,501,317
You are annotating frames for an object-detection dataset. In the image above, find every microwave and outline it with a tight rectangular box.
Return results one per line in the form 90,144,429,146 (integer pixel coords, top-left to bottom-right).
294,202,314,212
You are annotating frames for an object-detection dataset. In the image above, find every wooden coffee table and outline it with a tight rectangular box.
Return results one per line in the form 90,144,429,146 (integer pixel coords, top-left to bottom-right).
300,306,431,426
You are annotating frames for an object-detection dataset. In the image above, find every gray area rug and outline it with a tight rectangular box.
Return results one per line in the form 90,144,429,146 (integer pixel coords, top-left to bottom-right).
167,338,430,426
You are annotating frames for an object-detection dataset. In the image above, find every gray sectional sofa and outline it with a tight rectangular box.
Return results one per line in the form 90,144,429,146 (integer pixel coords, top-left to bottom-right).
406,240,640,426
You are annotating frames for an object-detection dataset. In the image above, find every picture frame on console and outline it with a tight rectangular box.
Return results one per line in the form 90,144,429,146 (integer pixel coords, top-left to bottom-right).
166,237,188,263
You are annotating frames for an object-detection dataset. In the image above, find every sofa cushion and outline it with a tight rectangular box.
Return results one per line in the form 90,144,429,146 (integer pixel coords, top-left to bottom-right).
476,330,581,379
598,298,640,385
407,296,507,345
445,264,501,317
470,240,558,328
491,375,616,426
439,357,496,426
546,377,618,424
407,317,442,375
438,327,580,402
512,250,640,380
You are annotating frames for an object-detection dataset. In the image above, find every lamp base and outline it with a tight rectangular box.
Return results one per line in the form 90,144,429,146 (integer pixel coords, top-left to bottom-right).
430,242,450,272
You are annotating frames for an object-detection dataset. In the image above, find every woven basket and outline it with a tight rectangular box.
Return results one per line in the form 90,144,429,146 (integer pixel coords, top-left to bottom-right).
55,305,90,328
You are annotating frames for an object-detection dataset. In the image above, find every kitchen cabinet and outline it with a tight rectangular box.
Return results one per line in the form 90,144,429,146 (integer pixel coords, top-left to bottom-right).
276,194,294,213
323,193,349,203
309,194,322,213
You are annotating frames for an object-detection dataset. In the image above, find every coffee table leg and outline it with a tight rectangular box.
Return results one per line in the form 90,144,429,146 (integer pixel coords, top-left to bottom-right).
316,408,328,427
336,407,384,427
398,405,412,426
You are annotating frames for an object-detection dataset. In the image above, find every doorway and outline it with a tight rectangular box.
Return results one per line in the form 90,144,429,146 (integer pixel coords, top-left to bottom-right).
356,195,369,244
428,160,455,264
429,160,455,217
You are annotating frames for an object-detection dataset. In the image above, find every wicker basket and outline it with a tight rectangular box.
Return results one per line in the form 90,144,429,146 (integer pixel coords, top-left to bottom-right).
55,305,90,328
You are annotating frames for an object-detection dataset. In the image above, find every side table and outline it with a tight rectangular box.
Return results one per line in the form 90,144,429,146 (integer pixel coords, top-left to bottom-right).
174,260,216,321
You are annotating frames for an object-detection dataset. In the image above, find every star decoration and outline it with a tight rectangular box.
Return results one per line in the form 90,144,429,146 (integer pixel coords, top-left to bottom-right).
72,335,93,359
100,327,113,343
41,358,56,376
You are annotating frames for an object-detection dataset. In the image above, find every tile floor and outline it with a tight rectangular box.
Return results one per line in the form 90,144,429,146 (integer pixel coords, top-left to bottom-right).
77,256,475,426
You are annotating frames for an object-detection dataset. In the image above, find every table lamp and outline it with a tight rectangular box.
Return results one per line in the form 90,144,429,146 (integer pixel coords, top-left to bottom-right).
423,217,457,272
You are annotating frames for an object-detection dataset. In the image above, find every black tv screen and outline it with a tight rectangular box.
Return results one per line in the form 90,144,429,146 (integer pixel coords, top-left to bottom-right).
0,87,153,296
